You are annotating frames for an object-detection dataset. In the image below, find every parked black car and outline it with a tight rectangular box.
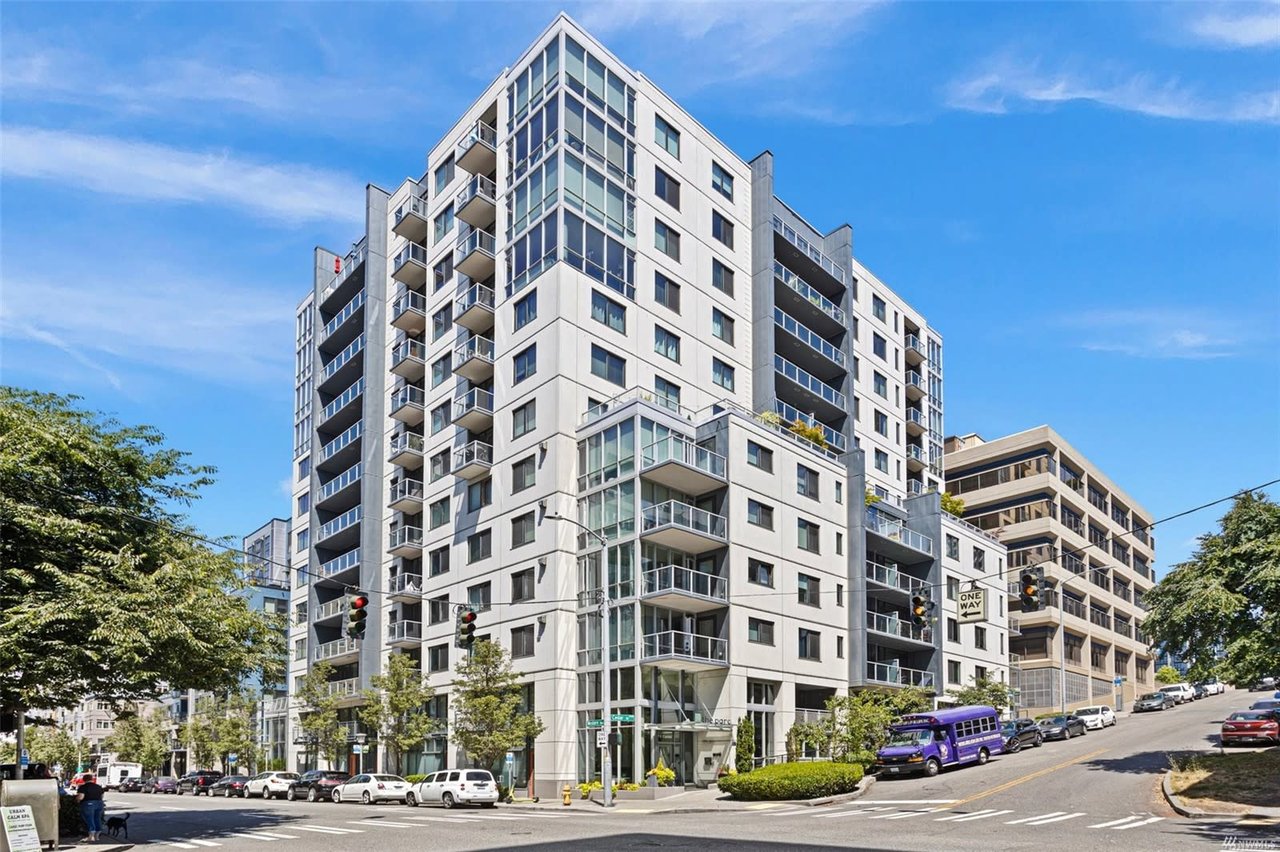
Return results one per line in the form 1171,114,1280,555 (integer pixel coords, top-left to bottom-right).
210,775,251,798
177,770,224,795
1038,714,1088,740
1133,691,1173,712
1191,684,1207,701
118,777,144,793
1001,718,1044,752
287,770,350,802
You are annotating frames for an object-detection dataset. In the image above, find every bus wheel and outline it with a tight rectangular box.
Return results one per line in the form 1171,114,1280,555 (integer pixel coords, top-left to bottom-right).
977,748,990,765
924,758,941,777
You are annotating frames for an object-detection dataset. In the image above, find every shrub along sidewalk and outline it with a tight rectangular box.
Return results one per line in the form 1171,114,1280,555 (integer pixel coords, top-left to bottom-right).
717,761,864,801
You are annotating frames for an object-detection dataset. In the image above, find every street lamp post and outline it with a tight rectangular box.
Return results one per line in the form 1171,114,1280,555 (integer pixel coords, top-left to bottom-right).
547,512,614,809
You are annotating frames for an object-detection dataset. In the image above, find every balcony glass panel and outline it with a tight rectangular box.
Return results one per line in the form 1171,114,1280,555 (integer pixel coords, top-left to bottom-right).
774,355,846,409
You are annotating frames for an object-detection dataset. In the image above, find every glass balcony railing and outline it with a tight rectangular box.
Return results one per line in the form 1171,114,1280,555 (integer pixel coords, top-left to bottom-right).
321,237,367,304
455,227,496,259
389,478,424,506
392,290,427,324
865,561,926,595
867,610,931,643
772,215,846,286
773,261,845,324
387,620,423,642
313,638,360,663
453,440,493,471
393,242,429,276
321,289,365,343
774,308,846,368
642,564,728,602
905,370,925,391
389,525,423,551
388,573,423,597
864,509,934,555
393,196,429,230
321,378,364,423
322,334,365,381
774,355,846,409
453,388,494,420
642,630,728,665
318,462,361,502
392,339,427,371
391,385,425,412
641,435,727,479
457,120,498,159
455,336,495,365
317,505,361,541
906,408,925,428
455,283,495,317
904,333,925,357
865,660,934,688
313,597,346,621
388,431,425,460
319,547,360,578
642,501,728,541
326,678,359,698
773,400,845,452
456,174,497,211
906,444,925,463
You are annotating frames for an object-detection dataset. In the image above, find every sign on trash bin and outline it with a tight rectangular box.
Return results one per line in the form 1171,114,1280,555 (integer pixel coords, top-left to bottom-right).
1,805,43,852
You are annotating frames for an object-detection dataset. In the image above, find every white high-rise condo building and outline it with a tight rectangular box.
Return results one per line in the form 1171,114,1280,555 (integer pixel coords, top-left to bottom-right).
286,14,1004,796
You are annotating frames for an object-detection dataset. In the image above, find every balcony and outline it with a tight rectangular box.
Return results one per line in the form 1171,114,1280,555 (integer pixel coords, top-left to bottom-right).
905,407,926,436
773,261,845,337
866,660,934,689
454,283,496,333
774,354,846,422
456,120,497,175
391,339,427,381
771,215,847,291
388,478,424,513
387,620,423,648
865,561,926,598
317,506,360,547
319,334,365,394
313,596,347,624
865,509,934,560
452,388,494,431
316,462,361,511
318,547,360,581
320,289,365,349
640,435,727,495
326,678,360,701
454,336,495,382
1089,608,1112,630
388,573,423,603
774,400,845,453
641,501,728,554
319,421,362,470
906,443,926,471
388,432,425,469
313,637,360,665
390,385,426,425
867,610,934,649
319,378,363,432
905,370,925,400
320,238,367,309
906,479,925,496
455,174,497,229
774,308,846,382
903,333,926,365
388,525,424,558
641,630,728,672
392,242,430,289
1061,596,1087,620
391,290,428,334
452,441,493,481
641,565,728,614
392,195,430,243
455,227,496,280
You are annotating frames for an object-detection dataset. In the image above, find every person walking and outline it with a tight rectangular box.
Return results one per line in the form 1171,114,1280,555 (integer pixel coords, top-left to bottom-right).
76,773,106,843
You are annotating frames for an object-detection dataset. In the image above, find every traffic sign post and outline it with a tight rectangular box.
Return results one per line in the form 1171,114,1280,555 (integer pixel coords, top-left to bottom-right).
227,753,238,766
18,750,29,768
587,719,604,728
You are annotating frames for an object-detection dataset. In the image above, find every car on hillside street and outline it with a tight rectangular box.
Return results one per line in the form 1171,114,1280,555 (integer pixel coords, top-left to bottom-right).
1001,719,1044,752
1248,698,1280,713
245,771,300,800
118,777,144,793
177,770,223,795
1075,705,1117,730
1159,684,1196,705
1133,692,1173,712
1221,710,1279,746
287,770,350,802
142,777,178,794
332,773,410,804
405,769,499,809
210,775,251,797
1195,679,1226,696
1038,714,1088,740
1249,676,1276,692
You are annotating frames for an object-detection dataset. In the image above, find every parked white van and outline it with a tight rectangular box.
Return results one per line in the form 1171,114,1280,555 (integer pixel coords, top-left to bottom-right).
405,769,499,809
1159,683,1195,705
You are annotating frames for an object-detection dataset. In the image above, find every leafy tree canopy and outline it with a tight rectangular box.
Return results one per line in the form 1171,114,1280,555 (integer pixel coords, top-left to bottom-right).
0,388,284,711
452,640,545,771
1143,492,1279,685
296,661,348,768
940,492,965,518
1154,665,1184,685
360,652,440,775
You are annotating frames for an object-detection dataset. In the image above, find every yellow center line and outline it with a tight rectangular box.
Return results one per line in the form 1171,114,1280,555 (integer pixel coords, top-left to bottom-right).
943,747,1111,810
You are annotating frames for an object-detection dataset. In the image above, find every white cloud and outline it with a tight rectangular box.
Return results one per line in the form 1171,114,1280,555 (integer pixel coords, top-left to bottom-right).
946,56,1280,124
0,126,363,223
1060,309,1246,360
1185,5,1280,49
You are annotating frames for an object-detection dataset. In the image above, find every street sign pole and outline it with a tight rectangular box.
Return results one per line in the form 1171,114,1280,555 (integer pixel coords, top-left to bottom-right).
599,586,613,809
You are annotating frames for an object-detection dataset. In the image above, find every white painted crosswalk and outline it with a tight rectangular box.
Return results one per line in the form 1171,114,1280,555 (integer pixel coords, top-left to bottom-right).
755,801,1166,832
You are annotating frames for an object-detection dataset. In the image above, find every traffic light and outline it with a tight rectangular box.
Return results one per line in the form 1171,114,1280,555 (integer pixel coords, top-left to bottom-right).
1019,568,1044,612
910,593,930,627
345,591,369,639
455,608,477,649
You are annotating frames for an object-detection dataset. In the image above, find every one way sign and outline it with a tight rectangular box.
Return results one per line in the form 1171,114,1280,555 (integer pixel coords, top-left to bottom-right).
957,588,987,624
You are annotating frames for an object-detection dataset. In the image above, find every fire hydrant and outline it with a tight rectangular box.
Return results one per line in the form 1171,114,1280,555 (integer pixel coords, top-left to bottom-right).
562,784,572,806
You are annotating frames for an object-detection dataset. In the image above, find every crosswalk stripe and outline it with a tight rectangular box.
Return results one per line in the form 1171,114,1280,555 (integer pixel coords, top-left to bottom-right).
1110,816,1163,830
1005,812,1066,824
1088,816,1146,829
884,810,934,820
294,825,362,834
815,806,890,819
1022,812,1086,826
407,815,468,823
253,833,299,840
225,832,279,841
936,809,997,822
165,842,198,850
349,820,417,828
188,841,222,848
449,813,525,821
861,800,959,804
952,809,1014,823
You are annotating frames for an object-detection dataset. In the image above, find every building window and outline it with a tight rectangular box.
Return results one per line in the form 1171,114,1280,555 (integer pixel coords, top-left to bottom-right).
873,371,887,398
975,625,988,650
429,546,449,576
947,617,959,642
654,272,680,313
946,535,960,560
711,162,733,200
511,625,535,658
512,456,537,493
712,359,735,391
872,294,886,322
431,354,451,387
590,344,626,386
512,400,537,439
798,629,821,660
873,333,887,360
654,325,681,362
975,665,988,681
654,219,681,261
512,512,536,547
874,410,888,436
747,499,774,530
797,573,820,607
429,595,451,625
433,256,453,292
296,493,309,516
837,635,845,659
711,308,734,345
797,464,819,499
433,204,454,244
298,456,310,480
973,549,986,572
467,478,492,512
512,568,535,603
747,558,774,587
468,581,492,611
429,497,450,529
434,155,455,193
748,617,774,645
654,115,680,158
797,518,820,553
836,583,844,607
711,211,734,249
947,660,962,684
428,643,449,673
836,531,843,555
432,303,452,341
467,530,492,563
654,167,680,208
295,529,309,551
946,575,959,600
874,450,889,473
514,290,538,330
430,449,449,482
711,258,734,296
513,344,537,384
430,402,449,434
654,376,681,409
591,290,626,334
746,441,773,473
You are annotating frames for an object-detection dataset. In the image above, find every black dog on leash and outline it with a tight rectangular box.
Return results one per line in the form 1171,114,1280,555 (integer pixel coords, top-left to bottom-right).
105,812,130,838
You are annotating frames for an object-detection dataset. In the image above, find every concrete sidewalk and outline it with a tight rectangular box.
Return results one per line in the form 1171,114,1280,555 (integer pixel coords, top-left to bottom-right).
506,776,873,815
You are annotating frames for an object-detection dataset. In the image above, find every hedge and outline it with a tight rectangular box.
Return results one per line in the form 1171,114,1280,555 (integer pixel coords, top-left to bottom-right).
717,761,864,801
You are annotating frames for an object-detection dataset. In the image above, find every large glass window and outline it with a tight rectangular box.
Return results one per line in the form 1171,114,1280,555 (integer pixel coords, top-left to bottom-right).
433,204,454,244
564,210,635,299
654,219,681,261
590,344,626,386
654,325,681,362
509,211,558,296
577,419,635,489
712,359,735,391
654,115,680,158
434,156,455,193
654,272,680,313
591,290,626,333
711,162,733,200
514,290,538,330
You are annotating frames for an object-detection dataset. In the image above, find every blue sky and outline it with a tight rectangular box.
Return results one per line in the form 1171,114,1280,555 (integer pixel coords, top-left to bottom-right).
2,1,1277,572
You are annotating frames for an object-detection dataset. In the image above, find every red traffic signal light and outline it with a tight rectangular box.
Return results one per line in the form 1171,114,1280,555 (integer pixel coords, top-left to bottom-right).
456,608,478,648
346,592,369,639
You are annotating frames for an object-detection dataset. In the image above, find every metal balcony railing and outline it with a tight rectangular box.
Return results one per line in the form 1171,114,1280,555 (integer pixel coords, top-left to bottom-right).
865,561,926,595
773,308,846,368
317,505,360,542
640,435,727,479
864,509,933,555
774,355,846,409
319,547,360,578
319,462,361,502
313,637,360,662
866,610,932,643
865,661,934,688
773,261,845,325
641,501,728,541
642,630,728,664
321,289,366,343
642,564,728,602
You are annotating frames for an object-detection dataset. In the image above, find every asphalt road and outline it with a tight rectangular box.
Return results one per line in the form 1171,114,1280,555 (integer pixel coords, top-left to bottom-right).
99,687,1277,851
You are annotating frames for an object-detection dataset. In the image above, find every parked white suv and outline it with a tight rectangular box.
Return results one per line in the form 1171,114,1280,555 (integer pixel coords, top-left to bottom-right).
1159,684,1195,705
245,771,300,800
1075,705,1117,730
406,769,499,809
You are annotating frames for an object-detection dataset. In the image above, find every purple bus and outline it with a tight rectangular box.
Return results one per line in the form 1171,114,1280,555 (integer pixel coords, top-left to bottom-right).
875,705,1004,778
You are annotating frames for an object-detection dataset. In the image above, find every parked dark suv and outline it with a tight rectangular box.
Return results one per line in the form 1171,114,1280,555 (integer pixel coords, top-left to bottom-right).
1001,718,1044,752
287,770,350,802
177,770,224,795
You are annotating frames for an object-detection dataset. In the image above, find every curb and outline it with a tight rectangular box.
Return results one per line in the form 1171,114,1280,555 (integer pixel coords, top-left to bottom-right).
1160,770,1279,820
784,773,877,808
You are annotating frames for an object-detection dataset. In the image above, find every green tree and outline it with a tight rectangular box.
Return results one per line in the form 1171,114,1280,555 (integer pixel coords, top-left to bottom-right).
0,389,284,715
735,716,756,772
1154,665,1183,685
360,653,440,775
180,713,217,770
104,707,171,772
1143,492,1279,685
452,641,545,772
44,727,90,774
819,688,933,767
211,692,260,773
940,492,965,518
296,662,347,769
945,675,1017,713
